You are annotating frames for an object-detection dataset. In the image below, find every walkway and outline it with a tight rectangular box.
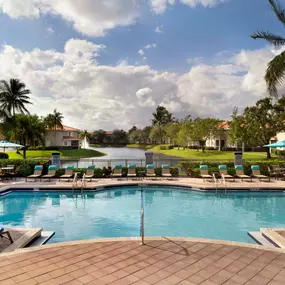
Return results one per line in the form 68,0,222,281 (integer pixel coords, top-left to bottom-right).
0,238,285,285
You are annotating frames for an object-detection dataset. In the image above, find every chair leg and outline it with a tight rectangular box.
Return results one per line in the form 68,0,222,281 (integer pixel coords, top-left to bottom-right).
6,232,13,243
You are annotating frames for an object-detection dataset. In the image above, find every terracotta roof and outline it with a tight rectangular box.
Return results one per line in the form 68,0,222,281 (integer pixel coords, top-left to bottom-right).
89,131,113,135
62,136,80,141
217,120,230,130
48,125,79,132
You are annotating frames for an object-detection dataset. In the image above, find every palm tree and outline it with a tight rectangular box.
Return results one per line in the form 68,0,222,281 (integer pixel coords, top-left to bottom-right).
251,0,285,95
3,114,46,158
44,109,63,129
0,79,32,117
152,106,173,143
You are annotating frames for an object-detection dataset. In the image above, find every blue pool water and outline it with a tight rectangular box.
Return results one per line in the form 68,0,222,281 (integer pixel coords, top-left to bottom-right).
1,187,285,243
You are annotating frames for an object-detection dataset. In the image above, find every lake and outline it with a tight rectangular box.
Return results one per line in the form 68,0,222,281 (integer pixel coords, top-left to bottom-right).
61,146,180,168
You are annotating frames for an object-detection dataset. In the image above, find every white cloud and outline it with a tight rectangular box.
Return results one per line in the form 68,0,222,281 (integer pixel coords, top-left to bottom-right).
155,25,164,33
0,0,140,36
46,27,54,34
145,43,156,49
186,57,203,64
138,49,145,56
0,39,281,130
150,0,226,14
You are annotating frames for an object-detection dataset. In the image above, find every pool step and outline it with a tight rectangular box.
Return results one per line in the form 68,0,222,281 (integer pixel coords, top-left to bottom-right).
247,231,276,248
28,231,55,247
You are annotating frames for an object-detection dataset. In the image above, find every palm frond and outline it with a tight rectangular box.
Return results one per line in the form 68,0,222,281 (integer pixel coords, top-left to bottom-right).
251,31,285,47
265,50,285,96
269,0,285,27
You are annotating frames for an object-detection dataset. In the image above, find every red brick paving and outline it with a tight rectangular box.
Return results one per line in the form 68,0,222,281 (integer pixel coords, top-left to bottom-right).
0,239,284,284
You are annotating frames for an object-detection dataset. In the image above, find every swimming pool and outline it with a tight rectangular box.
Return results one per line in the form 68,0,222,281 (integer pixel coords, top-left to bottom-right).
1,186,285,244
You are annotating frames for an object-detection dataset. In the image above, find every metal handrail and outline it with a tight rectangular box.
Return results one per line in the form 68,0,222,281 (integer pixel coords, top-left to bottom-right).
72,172,78,191
81,173,87,192
221,174,227,194
141,208,144,245
212,174,218,194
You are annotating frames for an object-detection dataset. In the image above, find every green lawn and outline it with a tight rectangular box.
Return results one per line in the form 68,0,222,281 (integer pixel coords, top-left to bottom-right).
7,149,106,160
146,145,274,160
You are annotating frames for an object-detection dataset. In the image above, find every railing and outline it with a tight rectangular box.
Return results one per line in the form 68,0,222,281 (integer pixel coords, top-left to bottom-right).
212,174,218,194
141,208,145,245
221,174,227,194
81,173,87,192
72,172,78,191
59,157,269,169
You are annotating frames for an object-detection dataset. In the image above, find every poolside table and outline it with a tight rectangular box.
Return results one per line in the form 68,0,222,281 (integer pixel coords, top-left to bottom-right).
272,167,285,180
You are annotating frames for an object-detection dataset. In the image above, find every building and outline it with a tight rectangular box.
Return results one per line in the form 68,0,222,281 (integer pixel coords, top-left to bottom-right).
45,125,80,149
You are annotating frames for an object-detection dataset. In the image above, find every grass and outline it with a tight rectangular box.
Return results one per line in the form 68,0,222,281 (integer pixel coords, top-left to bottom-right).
127,144,152,149
7,149,106,160
129,144,274,160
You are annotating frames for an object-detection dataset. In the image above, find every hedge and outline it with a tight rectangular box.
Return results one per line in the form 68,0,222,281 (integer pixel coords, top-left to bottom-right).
180,160,285,177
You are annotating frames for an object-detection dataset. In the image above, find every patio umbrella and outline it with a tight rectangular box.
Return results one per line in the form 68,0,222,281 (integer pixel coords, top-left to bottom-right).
264,141,285,148
0,140,23,152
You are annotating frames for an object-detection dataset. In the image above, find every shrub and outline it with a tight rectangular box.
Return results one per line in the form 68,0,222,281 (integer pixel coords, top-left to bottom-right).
94,168,104,178
188,146,198,150
155,167,162,177
103,166,112,177
170,167,179,177
136,166,146,177
160,145,173,150
205,147,216,151
0,153,8,159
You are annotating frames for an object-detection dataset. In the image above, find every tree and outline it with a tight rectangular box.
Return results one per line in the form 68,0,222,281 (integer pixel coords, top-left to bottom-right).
3,114,45,158
45,109,63,130
111,129,128,144
78,130,90,140
229,97,285,159
0,78,32,117
152,105,173,143
190,118,220,152
251,0,285,95
149,125,166,143
165,122,181,145
177,117,193,147
93,129,106,144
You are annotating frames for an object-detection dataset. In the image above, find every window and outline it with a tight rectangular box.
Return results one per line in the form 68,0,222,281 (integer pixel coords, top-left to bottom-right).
64,142,67,146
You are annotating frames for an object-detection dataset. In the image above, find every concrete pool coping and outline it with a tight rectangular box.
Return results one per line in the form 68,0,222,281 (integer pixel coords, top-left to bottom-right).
1,237,285,285
1,177,285,194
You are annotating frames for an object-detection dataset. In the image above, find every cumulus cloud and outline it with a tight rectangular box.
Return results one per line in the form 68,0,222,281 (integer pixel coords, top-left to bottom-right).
150,0,226,14
155,25,164,33
145,43,157,49
186,57,204,64
0,38,280,130
0,0,140,36
138,49,145,56
46,27,54,34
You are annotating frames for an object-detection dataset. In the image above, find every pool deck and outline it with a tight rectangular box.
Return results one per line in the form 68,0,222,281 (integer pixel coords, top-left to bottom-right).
0,237,285,285
1,177,285,193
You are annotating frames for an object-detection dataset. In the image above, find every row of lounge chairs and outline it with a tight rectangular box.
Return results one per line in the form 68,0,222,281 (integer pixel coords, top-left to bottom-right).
200,165,270,182
26,164,173,181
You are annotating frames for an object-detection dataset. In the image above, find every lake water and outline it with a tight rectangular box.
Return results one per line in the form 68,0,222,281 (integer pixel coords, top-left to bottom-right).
61,146,180,168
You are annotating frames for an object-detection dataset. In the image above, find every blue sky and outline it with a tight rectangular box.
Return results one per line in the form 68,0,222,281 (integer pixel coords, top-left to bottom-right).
0,0,282,129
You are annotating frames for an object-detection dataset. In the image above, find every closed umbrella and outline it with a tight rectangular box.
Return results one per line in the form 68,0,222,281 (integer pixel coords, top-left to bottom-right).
0,140,23,153
264,141,285,148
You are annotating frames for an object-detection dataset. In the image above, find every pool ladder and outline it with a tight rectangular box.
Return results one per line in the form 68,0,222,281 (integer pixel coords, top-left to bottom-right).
72,173,79,191
212,174,218,194
221,174,227,194
81,173,87,193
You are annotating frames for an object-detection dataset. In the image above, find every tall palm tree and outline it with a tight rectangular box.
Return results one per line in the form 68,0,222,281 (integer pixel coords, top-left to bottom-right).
251,0,285,95
152,105,173,143
44,109,64,130
0,79,32,117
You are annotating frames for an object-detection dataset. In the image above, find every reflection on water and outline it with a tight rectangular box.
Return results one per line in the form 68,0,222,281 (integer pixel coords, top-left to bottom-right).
1,188,285,243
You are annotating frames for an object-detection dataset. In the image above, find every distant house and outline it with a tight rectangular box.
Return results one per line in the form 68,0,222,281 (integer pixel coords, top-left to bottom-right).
45,125,80,149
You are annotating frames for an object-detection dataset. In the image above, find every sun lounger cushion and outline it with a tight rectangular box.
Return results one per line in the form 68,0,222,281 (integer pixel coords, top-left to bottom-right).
251,165,260,170
128,164,136,169
0,227,4,233
48,165,57,170
146,164,154,169
200,165,208,169
66,166,74,170
162,164,169,169
113,165,122,169
35,165,43,170
87,165,96,169
219,165,227,170
235,165,243,170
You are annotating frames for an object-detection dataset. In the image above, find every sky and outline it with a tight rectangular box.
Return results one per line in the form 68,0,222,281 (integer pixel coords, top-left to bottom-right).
0,0,283,130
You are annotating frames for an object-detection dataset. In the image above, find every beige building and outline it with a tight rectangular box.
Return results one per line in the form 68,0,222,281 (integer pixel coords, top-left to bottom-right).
45,125,80,148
